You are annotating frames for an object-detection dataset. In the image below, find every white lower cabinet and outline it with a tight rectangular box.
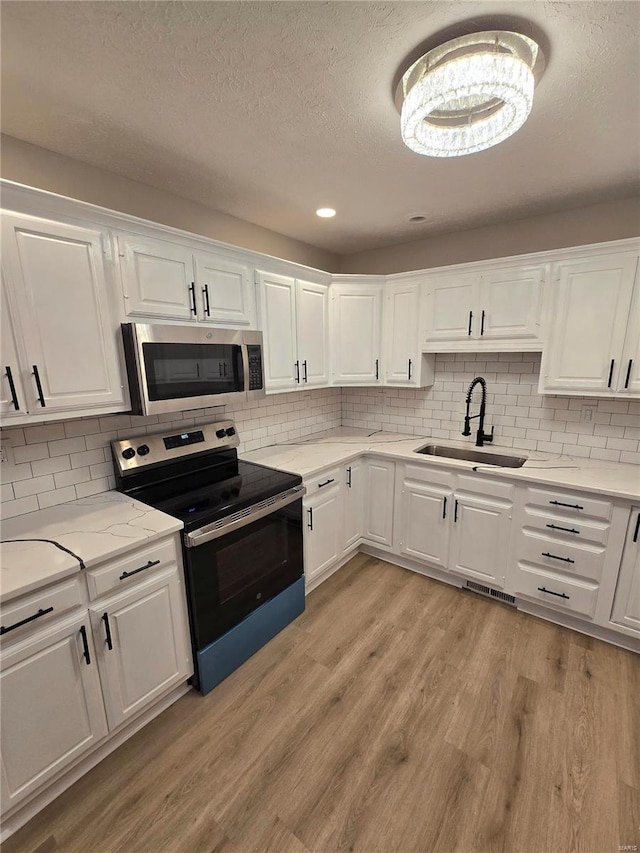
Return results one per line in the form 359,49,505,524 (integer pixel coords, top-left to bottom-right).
89,566,192,730
610,507,640,635
343,460,364,553
450,488,513,589
397,465,453,569
363,458,395,549
304,472,342,585
0,613,107,814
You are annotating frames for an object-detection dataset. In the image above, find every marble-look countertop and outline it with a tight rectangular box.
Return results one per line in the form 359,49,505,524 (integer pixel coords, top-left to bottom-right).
243,427,640,502
1,491,183,604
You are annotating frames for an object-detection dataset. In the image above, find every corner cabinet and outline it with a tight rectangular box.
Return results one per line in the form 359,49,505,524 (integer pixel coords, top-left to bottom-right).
610,507,640,636
1,213,126,423
384,280,435,388
117,232,255,327
539,251,639,397
331,281,383,385
256,271,329,393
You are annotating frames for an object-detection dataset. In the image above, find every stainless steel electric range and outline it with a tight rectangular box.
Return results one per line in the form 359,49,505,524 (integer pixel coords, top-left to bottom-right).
112,421,305,694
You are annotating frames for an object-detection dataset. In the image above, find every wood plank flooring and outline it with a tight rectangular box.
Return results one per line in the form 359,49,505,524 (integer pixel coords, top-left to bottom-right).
4,555,639,853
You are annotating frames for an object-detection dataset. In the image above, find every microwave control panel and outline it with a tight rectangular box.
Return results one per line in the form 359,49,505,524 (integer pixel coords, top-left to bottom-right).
247,345,264,391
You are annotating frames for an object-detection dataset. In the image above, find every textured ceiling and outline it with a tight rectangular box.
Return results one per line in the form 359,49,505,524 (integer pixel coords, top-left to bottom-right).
1,1,639,254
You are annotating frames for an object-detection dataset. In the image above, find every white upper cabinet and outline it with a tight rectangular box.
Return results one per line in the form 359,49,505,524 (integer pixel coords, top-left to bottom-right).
0,273,27,420
331,282,383,384
539,252,639,396
422,264,544,351
1,213,126,420
257,271,329,393
384,280,435,387
117,233,255,326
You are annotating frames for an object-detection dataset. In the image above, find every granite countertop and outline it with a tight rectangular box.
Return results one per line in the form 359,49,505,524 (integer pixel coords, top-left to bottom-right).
1,491,183,604
242,427,640,502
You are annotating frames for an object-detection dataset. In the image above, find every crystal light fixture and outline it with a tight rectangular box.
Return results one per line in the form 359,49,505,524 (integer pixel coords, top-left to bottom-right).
399,31,544,157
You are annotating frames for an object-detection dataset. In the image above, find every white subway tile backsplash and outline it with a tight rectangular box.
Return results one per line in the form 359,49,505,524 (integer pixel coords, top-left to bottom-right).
13,443,50,464
37,486,78,509
31,456,72,477
54,468,92,488
24,423,66,444
13,474,56,499
2,495,39,518
48,437,86,457
69,448,106,469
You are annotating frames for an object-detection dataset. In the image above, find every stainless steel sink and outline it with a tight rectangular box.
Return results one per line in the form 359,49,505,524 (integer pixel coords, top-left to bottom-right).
415,444,527,468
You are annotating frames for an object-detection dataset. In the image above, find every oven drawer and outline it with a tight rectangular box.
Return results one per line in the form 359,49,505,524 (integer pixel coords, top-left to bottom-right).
517,529,606,582
513,563,598,619
0,577,84,643
85,537,179,600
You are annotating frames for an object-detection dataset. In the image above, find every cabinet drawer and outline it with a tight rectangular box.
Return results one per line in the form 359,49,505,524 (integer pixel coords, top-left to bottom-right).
522,509,610,546
525,487,612,521
517,530,605,582
85,537,179,600
402,463,455,489
513,563,598,619
457,474,514,501
0,576,83,643
303,466,342,497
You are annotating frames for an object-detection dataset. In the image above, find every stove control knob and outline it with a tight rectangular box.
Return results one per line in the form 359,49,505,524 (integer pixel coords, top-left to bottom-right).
215,428,226,439
122,447,135,460
225,427,236,437
137,444,150,456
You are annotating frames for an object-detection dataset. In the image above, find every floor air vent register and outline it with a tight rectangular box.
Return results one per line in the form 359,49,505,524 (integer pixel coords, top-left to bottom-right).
465,580,516,605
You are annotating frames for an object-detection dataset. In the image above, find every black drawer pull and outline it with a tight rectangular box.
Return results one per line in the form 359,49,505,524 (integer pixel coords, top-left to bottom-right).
625,359,633,389
0,606,54,635
549,500,583,510
318,478,335,488
607,358,615,388
375,359,379,380
542,552,575,564
119,559,160,580
202,284,211,317
442,496,447,519
32,364,45,406
188,282,197,314
102,612,113,651
79,625,91,665
303,360,308,383
480,309,486,336
454,499,459,523
633,513,640,544
295,360,300,383
408,359,412,381
5,365,20,410
467,311,473,336
346,467,352,488
546,523,580,535
537,586,570,600
307,507,313,531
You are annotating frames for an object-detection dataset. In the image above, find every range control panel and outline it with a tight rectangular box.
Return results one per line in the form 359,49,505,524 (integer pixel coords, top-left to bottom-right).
112,421,239,475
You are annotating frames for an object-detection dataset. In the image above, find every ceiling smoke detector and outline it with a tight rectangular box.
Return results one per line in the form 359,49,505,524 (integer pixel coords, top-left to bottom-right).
398,30,545,158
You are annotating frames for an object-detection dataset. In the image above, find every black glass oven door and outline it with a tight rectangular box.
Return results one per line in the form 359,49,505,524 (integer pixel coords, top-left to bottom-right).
142,342,244,401
186,500,303,649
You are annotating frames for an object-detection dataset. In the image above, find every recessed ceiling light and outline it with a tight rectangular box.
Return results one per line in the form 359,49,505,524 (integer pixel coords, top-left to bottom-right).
408,214,427,223
316,208,336,218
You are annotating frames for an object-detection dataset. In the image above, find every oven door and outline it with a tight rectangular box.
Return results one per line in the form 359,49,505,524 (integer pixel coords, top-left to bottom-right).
184,489,304,650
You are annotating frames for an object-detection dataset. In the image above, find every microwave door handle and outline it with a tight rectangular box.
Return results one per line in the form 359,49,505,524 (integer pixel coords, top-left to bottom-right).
240,343,249,396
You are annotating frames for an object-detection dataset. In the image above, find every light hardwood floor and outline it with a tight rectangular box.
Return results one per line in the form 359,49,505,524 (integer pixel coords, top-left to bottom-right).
4,554,639,853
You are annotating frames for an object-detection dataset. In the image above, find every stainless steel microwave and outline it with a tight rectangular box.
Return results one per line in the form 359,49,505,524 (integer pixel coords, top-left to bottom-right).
121,323,265,416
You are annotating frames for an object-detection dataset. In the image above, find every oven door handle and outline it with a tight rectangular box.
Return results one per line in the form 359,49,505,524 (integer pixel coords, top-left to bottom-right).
185,485,306,548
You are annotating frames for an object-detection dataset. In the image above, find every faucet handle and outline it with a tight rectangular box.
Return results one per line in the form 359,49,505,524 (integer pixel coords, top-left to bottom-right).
484,426,494,443
462,416,471,437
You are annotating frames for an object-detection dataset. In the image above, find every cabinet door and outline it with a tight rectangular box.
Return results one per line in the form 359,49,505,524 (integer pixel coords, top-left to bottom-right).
194,251,253,326
479,266,544,342
343,460,364,552
362,459,395,548
257,271,299,392
331,284,382,384
296,280,329,387
540,253,638,394
2,214,125,414
610,508,640,634
399,481,452,569
0,614,107,813
450,494,512,588
89,566,192,731
423,273,478,342
117,233,195,320
618,278,640,395
0,272,27,421
304,486,342,583
385,282,420,384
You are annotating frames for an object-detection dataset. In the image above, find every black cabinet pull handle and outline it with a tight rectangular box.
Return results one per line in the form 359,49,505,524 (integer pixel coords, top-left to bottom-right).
79,625,91,665
607,358,615,388
0,606,53,635
32,364,45,406
375,359,379,380
408,359,412,381
318,478,335,488
5,365,20,410
303,360,308,383
549,500,583,510
542,552,575,564
119,559,160,580
188,282,197,314
546,523,580,535
102,612,113,651
480,310,486,336
537,586,570,600
294,361,300,383
307,507,313,531
624,359,633,389
633,513,640,543
454,499,459,522
442,497,447,519
468,311,473,336
202,284,211,317
346,466,352,488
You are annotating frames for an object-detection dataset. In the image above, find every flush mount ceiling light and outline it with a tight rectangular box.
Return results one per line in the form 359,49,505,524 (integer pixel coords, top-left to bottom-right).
398,30,544,157
316,207,336,218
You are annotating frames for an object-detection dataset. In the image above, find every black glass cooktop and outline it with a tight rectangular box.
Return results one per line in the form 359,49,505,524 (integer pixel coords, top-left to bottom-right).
129,457,302,532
